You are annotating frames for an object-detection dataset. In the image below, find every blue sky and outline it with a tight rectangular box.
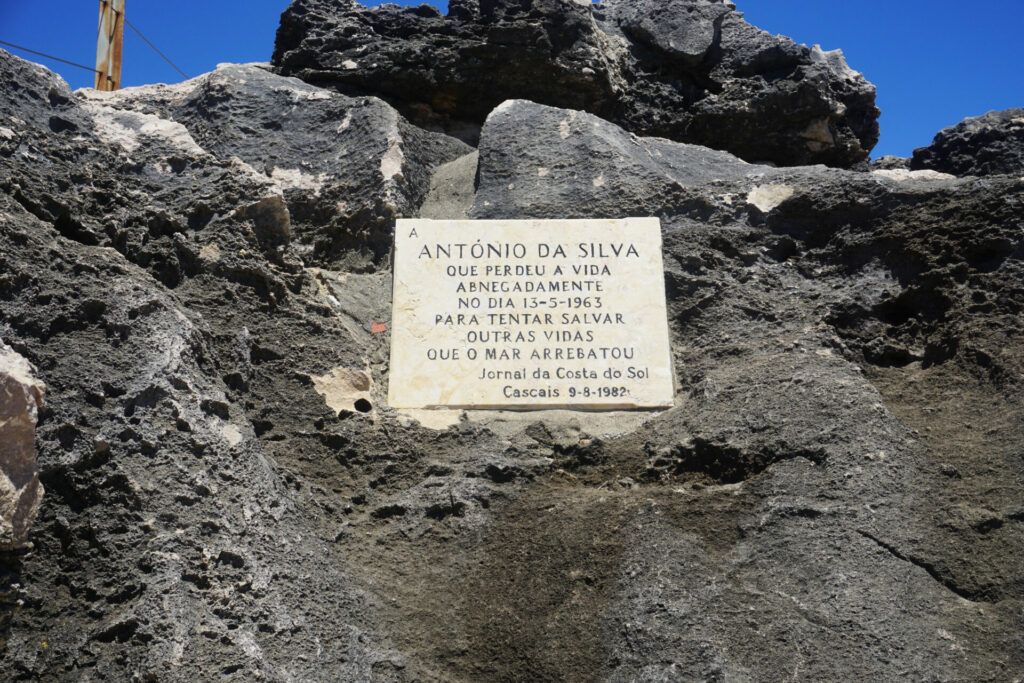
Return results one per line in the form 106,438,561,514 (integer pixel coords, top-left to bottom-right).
1,1,1021,158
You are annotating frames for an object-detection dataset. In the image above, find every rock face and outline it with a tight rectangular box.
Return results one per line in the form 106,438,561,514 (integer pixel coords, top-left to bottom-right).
0,48,467,679
911,107,1024,177
78,64,469,269
473,99,1024,682
1,17,1023,683
0,343,44,550
272,0,879,167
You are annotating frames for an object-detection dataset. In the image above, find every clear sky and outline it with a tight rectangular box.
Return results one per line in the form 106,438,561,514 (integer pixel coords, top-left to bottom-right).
1,1,1021,159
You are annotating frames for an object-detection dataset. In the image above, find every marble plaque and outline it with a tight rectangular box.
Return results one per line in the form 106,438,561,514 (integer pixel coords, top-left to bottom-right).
387,218,674,410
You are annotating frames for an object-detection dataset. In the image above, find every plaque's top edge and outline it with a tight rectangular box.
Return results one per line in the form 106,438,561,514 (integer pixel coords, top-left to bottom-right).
395,217,662,224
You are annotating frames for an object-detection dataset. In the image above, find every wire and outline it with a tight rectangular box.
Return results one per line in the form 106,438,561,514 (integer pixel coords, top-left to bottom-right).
124,18,188,80
0,38,101,74
2,15,188,85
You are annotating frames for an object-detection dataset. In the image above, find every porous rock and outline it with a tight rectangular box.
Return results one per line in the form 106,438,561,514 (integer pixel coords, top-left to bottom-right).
0,342,44,549
468,99,1024,680
78,62,470,269
870,154,910,171
0,48,462,679
2,41,1023,683
911,107,1024,177
272,0,879,167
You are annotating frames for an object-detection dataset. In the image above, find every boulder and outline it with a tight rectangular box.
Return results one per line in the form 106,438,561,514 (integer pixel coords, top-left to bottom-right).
0,342,44,549
271,0,879,167
911,107,1024,177
79,63,470,268
1,51,467,283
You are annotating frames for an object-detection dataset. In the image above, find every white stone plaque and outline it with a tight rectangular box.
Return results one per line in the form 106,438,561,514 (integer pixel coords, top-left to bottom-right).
387,218,674,410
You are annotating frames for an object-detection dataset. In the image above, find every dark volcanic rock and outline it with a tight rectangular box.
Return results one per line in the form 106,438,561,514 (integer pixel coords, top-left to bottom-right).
79,63,470,269
465,99,1024,681
870,154,910,171
0,49,478,679
912,107,1024,177
271,0,879,167
0,49,467,680
0,342,45,550
2,45,1023,683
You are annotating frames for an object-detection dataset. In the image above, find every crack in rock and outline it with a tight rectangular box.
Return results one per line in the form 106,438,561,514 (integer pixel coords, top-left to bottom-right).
856,529,990,604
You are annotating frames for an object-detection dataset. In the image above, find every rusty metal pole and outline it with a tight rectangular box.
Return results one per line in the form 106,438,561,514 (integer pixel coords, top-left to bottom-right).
94,0,125,91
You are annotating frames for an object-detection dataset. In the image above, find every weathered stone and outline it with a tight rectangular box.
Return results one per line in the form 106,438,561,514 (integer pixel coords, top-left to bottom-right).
616,0,730,64
911,107,1024,176
473,99,761,220
272,0,879,167
0,48,459,679
468,98,1024,680
2,41,1023,683
871,154,911,171
418,151,479,220
313,366,374,415
78,63,471,268
871,167,956,183
0,342,44,549
388,217,674,409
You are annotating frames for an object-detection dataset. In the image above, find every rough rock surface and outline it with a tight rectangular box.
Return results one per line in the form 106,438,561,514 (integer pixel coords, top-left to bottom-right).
0,343,44,550
0,48,467,679
871,154,910,171
2,31,1023,683
272,0,879,167
911,107,1024,177
75,62,471,271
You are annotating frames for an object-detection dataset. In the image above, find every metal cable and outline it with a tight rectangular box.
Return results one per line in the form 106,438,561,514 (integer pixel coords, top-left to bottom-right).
124,18,188,79
0,38,101,74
